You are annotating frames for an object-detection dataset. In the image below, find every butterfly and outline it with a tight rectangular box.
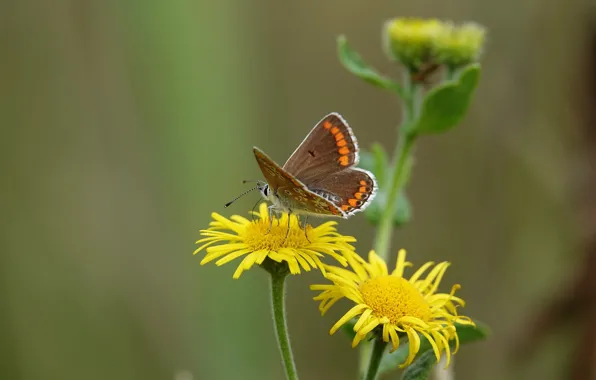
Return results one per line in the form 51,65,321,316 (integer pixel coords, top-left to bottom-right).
251,113,377,220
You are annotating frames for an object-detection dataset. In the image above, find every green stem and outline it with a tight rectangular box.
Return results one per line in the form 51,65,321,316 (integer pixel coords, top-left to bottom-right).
270,272,299,380
359,339,373,379
374,72,419,260
364,338,387,380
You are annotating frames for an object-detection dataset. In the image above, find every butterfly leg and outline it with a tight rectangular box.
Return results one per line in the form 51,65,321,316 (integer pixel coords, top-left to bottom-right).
251,198,261,222
283,209,292,243
266,205,276,234
301,215,311,243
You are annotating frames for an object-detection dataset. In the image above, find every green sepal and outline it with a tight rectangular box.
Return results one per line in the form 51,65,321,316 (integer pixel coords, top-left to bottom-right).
337,35,404,97
412,63,480,135
359,146,411,226
379,320,490,375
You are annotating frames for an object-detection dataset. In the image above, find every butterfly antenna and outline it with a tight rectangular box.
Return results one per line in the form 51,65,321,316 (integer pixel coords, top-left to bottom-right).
224,186,258,208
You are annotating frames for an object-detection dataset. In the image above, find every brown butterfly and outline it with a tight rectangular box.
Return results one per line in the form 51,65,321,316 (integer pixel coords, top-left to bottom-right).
250,113,377,220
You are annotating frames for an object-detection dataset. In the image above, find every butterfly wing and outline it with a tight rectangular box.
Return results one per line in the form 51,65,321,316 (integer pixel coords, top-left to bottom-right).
282,113,359,185
307,168,376,216
253,147,345,217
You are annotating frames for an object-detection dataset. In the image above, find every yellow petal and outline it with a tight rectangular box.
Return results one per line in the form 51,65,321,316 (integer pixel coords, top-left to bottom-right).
329,304,367,335
388,327,400,352
393,249,408,277
402,327,421,367
353,308,373,331
428,263,451,294
359,318,380,336
408,261,434,282
419,330,441,363
214,249,252,266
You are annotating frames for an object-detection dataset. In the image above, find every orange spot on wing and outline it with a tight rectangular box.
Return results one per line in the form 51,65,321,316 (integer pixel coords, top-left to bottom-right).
359,180,367,186
355,192,363,200
348,198,360,207
323,121,332,129
338,146,350,155
330,126,340,134
359,186,368,193
338,155,349,166
341,205,351,211
334,133,345,141
336,139,347,147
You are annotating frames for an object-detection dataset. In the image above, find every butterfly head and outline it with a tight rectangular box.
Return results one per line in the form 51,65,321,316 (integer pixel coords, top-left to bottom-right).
257,182,274,202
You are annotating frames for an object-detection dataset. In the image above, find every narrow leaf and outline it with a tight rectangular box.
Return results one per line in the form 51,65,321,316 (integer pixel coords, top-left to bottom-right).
337,35,404,96
400,349,436,380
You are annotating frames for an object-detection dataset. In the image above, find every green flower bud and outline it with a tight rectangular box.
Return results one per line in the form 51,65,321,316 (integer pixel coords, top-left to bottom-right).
384,18,444,71
433,22,486,69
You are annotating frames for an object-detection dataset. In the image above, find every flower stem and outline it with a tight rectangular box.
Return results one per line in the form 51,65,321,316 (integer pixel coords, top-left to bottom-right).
358,339,373,379
270,271,299,380
374,133,415,260
364,338,387,380
374,72,420,260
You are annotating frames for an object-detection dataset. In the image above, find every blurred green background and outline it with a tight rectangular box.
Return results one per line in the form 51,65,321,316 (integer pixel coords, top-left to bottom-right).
1,0,591,379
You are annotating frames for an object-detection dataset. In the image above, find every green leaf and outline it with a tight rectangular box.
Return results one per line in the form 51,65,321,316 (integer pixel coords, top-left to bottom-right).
413,63,481,134
337,35,404,96
363,188,411,227
364,186,412,226
359,143,388,187
393,190,411,226
359,150,375,176
379,321,490,375
359,146,412,227
370,143,388,188
400,349,436,380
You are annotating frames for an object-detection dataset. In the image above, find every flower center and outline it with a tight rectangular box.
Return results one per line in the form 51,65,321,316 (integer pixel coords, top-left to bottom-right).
360,275,432,324
243,218,311,251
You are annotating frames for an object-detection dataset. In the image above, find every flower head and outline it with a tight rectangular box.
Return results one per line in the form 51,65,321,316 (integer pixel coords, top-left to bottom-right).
194,204,356,279
384,18,444,69
311,249,473,368
433,22,486,68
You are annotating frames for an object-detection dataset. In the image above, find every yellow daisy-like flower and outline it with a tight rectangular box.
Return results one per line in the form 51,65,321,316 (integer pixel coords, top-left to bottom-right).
384,18,445,69
194,203,356,279
311,249,474,368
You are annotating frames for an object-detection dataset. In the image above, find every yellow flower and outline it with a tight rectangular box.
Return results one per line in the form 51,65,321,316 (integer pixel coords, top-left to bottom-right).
384,18,445,69
433,22,486,68
311,249,473,368
194,203,356,279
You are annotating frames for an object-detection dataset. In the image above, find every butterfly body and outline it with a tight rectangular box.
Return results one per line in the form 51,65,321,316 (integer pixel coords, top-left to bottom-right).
253,113,377,219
